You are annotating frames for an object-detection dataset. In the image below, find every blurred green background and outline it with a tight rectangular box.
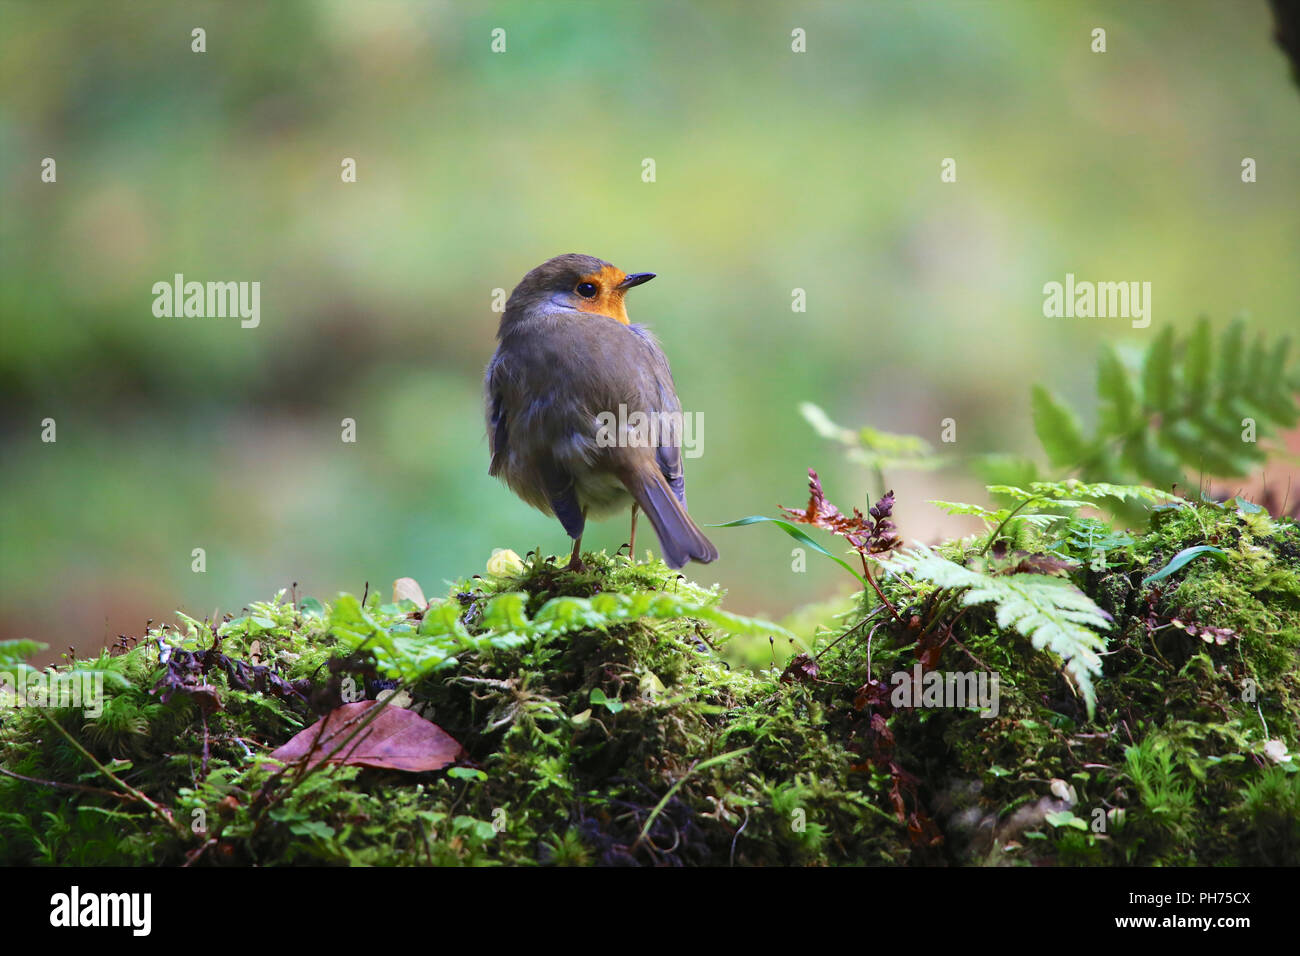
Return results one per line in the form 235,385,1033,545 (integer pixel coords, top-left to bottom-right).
2,1,1298,658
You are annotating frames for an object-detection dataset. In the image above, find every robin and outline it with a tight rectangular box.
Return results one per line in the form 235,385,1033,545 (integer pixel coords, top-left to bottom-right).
484,254,718,571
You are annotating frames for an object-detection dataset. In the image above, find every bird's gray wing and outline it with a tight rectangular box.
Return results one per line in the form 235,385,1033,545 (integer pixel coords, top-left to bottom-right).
485,353,510,477
486,347,585,538
628,325,688,506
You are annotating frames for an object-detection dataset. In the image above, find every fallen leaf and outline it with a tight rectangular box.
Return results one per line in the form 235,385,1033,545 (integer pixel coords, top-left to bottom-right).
393,577,428,608
268,701,463,772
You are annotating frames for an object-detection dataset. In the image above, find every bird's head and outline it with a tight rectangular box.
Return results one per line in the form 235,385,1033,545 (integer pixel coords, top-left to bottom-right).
504,254,655,326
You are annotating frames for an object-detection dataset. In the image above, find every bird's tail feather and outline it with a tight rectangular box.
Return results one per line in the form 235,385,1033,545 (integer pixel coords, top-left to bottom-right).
621,465,718,569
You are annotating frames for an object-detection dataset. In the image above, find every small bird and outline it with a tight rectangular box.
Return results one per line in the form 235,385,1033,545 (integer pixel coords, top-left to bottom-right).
485,254,718,571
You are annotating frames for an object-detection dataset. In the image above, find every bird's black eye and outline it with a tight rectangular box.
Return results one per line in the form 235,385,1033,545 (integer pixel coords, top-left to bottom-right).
575,282,598,298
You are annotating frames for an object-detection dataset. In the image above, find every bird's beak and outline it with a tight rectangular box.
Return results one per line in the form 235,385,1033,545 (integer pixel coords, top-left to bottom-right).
618,272,655,290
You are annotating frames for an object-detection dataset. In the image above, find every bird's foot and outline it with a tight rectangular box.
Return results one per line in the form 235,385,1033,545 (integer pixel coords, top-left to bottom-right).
566,538,586,573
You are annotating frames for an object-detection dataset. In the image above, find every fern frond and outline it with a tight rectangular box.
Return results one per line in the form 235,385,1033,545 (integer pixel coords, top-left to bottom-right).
929,499,1069,529
0,640,46,670
801,403,948,474
1032,319,1299,488
989,480,1181,506
931,481,1169,553
890,545,1110,717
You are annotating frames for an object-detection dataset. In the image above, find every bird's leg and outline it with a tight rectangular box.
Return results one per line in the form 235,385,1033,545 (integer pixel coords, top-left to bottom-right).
566,507,589,572
629,504,639,562
566,536,584,572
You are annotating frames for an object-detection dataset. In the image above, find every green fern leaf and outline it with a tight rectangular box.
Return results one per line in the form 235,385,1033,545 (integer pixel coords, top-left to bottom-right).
1030,320,1299,492
800,402,948,474
0,640,47,669
1184,318,1213,396
988,480,1179,505
929,500,1001,519
929,499,1070,533
1032,386,1088,468
1142,326,1176,413
891,545,1110,718
1097,343,1138,434
1216,320,1246,402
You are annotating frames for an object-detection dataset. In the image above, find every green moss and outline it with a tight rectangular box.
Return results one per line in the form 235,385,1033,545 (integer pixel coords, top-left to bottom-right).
1,502,1296,865
869,501,1300,865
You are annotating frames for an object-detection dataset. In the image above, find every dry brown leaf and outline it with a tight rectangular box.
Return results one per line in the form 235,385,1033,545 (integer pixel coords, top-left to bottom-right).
269,700,463,772
393,577,428,607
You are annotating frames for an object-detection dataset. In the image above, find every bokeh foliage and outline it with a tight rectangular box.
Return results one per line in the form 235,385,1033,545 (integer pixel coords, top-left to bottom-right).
2,1,1298,651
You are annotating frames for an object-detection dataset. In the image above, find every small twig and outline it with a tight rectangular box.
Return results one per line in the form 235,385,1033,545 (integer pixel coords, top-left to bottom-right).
182,837,218,868
859,553,904,623
1145,623,1173,669
38,712,185,838
980,495,1045,556
729,805,750,867
632,748,751,852
199,710,210,780
255,686,407,835
0,764,129,802
865,618,890,675
415,813,434,865
814,605,886,661
946,623,995,674
288,699,338,788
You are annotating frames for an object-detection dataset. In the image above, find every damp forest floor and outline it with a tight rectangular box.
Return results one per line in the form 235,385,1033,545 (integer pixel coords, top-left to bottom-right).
1,497,1298,866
